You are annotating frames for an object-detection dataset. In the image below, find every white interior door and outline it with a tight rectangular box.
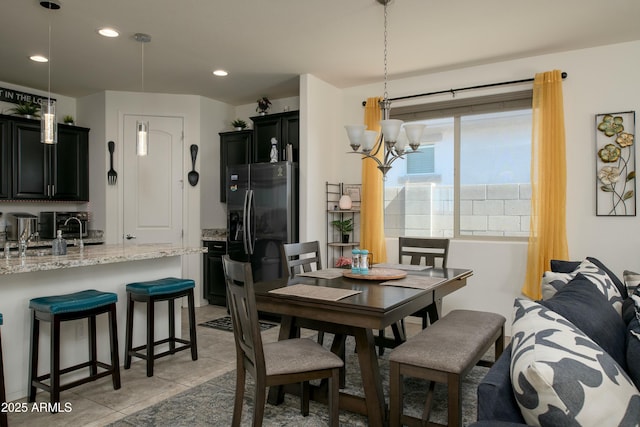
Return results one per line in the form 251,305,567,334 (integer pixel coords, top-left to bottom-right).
123,115,184,244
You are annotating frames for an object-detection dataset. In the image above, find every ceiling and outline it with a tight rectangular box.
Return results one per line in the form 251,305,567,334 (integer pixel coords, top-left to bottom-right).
1,0,639,106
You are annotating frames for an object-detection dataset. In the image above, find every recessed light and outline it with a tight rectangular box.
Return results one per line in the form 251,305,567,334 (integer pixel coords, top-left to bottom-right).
98,27,120,38
213,69,228,77
30,55,48,63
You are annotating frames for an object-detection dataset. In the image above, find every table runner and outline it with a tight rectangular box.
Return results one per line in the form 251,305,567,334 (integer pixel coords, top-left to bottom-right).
269,284,362,301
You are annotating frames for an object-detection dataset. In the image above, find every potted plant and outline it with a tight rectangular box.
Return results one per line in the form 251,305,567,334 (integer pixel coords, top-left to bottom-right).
63,115,75,125
8,101,40,119
231,119,247,130
256,97,271,115
331,218,354,243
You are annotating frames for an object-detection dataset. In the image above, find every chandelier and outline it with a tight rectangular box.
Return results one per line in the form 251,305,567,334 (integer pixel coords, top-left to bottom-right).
344,0,425,176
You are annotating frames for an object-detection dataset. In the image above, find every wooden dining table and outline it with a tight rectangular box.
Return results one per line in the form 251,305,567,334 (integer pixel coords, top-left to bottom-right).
253,266,473,426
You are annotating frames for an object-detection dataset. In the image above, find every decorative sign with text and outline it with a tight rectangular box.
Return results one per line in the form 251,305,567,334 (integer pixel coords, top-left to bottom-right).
0,86,56,106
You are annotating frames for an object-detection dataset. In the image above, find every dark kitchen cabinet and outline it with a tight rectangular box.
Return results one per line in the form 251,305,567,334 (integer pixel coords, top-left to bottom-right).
203,240,227,306
219,129,252,202
0,117,9,199
250,111,299,163
9,115,89,201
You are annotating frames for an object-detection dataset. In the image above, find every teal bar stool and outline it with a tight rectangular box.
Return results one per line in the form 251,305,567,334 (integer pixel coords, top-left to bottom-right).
28,290,121,409
1,313,6,427
124,277,197,377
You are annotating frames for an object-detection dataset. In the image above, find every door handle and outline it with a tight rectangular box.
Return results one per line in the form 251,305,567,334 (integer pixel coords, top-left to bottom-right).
125,234,137,240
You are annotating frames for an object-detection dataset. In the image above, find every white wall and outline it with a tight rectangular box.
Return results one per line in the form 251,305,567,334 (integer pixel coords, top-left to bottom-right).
199,97,235,229
335,40,640,334
299,75,343,256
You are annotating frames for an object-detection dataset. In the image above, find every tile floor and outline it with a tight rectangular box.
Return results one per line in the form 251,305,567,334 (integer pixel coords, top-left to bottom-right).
5,304,421,426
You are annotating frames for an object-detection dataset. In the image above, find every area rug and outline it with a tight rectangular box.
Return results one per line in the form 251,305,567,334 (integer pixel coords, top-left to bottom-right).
198,316,277,332
109,337,490,426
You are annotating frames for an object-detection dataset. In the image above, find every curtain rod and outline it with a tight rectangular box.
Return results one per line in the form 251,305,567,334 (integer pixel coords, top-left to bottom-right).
361,71,567,106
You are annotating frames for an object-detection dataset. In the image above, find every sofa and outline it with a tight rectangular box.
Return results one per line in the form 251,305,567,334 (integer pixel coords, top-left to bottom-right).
476,257,640,427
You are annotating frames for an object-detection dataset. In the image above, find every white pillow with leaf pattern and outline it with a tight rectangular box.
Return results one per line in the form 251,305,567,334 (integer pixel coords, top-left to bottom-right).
510,298,640,427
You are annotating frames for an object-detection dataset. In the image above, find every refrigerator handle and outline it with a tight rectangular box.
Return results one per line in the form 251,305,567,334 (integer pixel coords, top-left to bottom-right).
247,189,255,255
242,189,250,255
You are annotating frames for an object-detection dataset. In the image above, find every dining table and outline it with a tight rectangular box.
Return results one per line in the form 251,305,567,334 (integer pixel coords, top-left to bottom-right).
253,265,473,426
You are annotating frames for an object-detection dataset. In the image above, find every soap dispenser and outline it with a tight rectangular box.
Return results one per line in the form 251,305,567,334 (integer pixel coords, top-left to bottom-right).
52,230,67,255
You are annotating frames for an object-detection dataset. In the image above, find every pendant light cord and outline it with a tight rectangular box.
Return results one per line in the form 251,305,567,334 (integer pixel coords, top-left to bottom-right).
141,41,144,93
382,1,388,101
47,22,51,103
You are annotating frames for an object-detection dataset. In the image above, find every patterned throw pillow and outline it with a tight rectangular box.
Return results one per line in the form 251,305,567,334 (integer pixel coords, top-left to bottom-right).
575,260,624,314
541,259,624,315
550,257,628,299
510,298,640,427
624,270,640,294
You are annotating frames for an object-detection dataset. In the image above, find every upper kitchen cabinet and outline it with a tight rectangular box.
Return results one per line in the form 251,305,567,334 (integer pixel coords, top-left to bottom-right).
0,117,10,199
219,129,252,202
250,111,299,163
9,115,89,201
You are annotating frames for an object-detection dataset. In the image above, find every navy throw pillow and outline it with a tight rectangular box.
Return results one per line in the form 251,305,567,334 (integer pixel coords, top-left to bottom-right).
550,259,580,273
540,273,627,372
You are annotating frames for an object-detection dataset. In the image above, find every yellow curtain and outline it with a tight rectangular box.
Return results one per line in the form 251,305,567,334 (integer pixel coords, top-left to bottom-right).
522,70,568,299
360,97,387,263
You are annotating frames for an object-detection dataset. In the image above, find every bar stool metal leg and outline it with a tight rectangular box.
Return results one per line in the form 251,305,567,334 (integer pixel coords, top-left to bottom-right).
146,295,155,377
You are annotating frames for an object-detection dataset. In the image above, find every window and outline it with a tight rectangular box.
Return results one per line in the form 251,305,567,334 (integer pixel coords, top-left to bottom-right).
406,145,434,175
384,91,533,239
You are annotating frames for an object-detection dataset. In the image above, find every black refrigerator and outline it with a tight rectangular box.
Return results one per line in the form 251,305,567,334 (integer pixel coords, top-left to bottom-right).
226,161,298,282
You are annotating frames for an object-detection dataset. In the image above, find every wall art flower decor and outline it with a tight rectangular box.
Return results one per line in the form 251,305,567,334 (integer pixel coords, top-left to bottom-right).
596,111,636,216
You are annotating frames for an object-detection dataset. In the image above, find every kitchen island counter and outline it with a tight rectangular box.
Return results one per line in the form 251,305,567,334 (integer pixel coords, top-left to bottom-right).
0,243,207,275
0,243,206,402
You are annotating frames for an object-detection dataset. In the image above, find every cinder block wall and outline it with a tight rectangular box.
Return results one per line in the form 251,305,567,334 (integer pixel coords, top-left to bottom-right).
385,183,531,238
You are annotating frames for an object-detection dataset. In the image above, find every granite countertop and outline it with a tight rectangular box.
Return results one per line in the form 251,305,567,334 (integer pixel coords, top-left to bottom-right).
0,243,207,275
202,228,226,241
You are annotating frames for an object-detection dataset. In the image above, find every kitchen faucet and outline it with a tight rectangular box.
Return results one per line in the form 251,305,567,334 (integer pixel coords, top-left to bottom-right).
64,217,84,249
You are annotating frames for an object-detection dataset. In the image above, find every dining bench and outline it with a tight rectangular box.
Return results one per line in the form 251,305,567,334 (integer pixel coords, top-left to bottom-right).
389,309,505,427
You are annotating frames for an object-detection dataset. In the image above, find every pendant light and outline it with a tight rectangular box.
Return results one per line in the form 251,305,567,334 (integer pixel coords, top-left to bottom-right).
40,1,59,144
134,33,151,156
344,0,425,176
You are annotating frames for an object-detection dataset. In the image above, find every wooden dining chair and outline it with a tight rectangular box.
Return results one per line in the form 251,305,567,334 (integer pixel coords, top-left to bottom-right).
399,237,450,327
222,255,343,427
282,241,327,344
282,241,322,278
378,237,450,355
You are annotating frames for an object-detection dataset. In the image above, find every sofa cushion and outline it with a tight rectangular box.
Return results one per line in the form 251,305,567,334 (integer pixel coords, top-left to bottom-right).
624,269,640,295
477,344,527,424
539,273,627,371
510,298,640,427
550,257,628,299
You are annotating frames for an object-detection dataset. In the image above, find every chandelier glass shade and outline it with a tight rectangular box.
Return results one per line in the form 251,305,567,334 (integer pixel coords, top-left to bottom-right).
41,6,57,144
136,121,149,156
41,99,57,144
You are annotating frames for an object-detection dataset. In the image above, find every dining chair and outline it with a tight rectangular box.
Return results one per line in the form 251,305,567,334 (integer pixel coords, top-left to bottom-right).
399,236,450,326
282,241,326,344
222,255,343,427
282,241,322,278
378,237,450,355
